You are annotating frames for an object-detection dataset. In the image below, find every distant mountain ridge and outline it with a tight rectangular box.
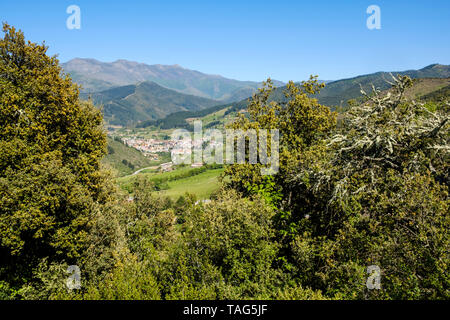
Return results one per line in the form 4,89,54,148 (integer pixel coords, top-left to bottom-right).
63,58,285,101
139,64,450,129
83,81,220,126
78,62,449,127
257,64,450,108
314,63,450,106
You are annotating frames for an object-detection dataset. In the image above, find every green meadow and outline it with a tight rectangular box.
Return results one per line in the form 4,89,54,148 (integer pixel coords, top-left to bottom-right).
117,165,224,200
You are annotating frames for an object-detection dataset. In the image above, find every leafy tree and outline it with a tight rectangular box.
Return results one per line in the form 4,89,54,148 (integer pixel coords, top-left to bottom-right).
82,257,161,300
224,77,336,191
223,77,337,270
0,23,117,294
160,191,281,299
289,76,449,299
224,74,448,299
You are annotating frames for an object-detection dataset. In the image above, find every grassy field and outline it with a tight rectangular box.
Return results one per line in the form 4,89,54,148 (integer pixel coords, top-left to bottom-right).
118,165,197,184
161,168,224,200
117,165,224,200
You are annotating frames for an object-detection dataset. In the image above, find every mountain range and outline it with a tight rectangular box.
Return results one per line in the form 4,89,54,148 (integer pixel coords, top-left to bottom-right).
238,64,450,109
66,59,450,127
141,77,450,131
314,63,450,106
62,58,285,101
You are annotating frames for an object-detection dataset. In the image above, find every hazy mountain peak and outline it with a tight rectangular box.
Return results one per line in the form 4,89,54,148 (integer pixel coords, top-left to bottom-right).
112,59,140,65
69,57,103,64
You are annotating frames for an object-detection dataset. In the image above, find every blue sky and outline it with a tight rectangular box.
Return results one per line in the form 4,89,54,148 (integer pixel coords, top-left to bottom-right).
1,0,449,82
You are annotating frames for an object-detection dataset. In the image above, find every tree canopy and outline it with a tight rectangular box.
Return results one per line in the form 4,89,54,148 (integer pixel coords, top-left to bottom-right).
0,23,114,293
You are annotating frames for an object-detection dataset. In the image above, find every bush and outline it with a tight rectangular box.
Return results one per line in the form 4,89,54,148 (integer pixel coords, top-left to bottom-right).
160,190,281,299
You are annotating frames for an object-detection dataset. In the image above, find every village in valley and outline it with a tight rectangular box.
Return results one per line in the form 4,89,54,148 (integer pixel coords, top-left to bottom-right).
107,126,222,170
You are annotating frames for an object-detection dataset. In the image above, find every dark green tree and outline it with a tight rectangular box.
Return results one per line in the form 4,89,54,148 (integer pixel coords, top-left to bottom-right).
289,76,449,299
0,23,116,296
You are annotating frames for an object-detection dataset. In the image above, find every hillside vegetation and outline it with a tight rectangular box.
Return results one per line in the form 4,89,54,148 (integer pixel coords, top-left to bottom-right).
421,84,450,102
83,81,220,125
137,98,247,129
393,78,450,100
103,137,165,177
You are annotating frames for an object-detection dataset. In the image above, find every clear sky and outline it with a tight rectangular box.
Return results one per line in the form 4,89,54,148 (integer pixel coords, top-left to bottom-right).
1,0,449,82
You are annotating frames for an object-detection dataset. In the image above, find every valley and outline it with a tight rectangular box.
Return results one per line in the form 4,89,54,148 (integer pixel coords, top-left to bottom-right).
98,66,450,200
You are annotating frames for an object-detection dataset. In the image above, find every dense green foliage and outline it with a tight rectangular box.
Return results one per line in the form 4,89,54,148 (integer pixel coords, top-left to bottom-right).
0,24,123,297
0,25,448,300
223,76,449,299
